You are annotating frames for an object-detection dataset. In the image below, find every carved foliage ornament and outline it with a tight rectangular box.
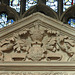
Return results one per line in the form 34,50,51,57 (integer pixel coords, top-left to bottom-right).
0,25,75,62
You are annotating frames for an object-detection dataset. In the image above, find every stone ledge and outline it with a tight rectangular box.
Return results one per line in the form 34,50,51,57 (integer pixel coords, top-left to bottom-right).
0,62,75,71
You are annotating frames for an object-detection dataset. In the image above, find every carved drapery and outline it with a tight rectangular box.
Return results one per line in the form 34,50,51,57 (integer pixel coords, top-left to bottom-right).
0,24,75,62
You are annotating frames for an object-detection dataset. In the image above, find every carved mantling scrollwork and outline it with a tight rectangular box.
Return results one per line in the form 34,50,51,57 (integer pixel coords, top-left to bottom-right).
0,24,75,62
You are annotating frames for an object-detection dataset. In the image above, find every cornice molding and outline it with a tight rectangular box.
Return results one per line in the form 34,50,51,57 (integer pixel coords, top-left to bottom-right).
0,12,75,40
0,62,75,71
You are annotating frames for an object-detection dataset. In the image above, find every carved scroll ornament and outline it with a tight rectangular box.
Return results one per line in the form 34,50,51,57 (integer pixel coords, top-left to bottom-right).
0,25,75,62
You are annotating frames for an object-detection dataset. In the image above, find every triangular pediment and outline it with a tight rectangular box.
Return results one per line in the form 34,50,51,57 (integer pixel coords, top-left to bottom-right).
0,12,75,40
0,12,75,62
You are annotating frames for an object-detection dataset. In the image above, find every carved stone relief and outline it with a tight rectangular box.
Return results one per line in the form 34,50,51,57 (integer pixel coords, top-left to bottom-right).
0,24,75,62
0,71,75,75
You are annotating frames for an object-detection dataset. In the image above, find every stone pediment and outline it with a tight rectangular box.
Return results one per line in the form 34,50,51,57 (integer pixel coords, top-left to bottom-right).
0,12,75,63
0,12,75,40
